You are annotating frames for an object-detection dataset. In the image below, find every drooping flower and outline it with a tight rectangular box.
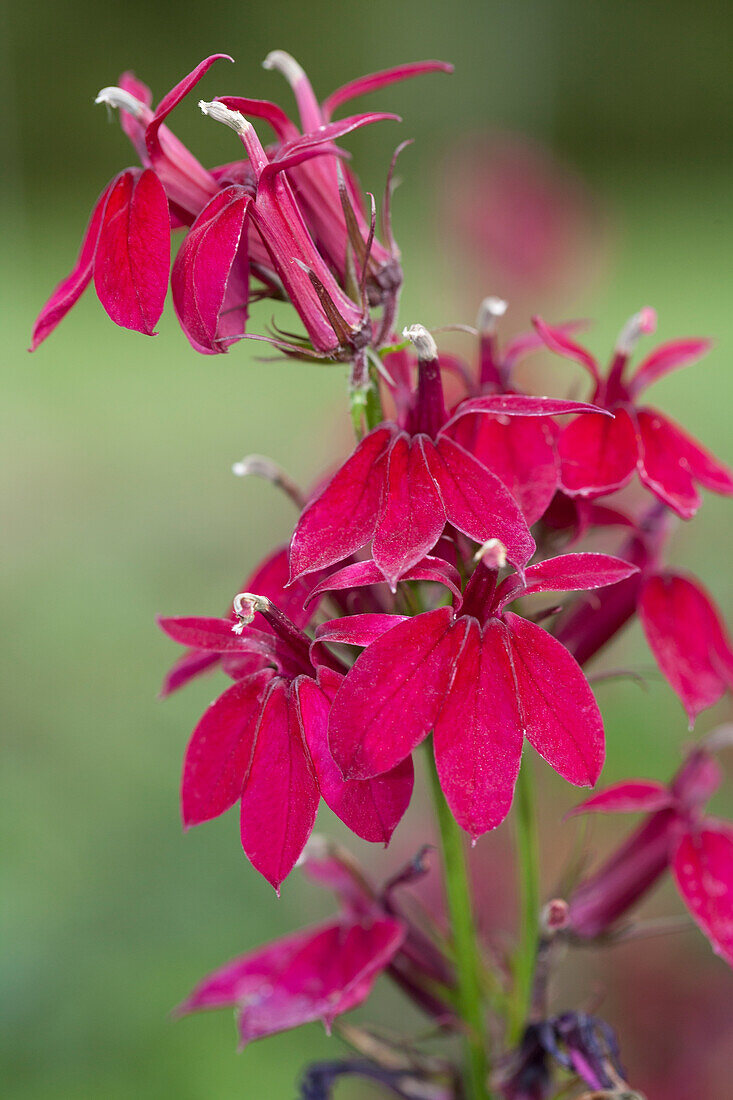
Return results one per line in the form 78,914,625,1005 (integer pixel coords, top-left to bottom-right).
159,593,413,890
496,1011,629,1100
290,325,608,588
326,551,639,837
534,309,733,517
177,840,454,1045
567,732,733,966
30,55,232,349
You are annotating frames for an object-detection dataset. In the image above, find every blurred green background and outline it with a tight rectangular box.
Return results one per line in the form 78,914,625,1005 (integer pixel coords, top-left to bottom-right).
3,1,732,1096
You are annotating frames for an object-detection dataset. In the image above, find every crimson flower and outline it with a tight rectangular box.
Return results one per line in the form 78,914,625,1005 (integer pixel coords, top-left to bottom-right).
159,593,413,891
568,734,733,966
31,55,231,349
534,309,733,517
221,52,452,318
290,326,608,588
326,551,639,837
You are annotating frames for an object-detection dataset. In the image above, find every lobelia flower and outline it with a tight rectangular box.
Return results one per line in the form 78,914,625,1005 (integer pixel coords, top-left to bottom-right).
158,593,413,891
220,52,452,323
447,300,592,524
325,550,640,837
534,308,733,517
567,731,733,966
553,503,733,724
177,840,454,1046
290,325,610,589
496,1012,629,1100
187,98,398,357
30,55,232,349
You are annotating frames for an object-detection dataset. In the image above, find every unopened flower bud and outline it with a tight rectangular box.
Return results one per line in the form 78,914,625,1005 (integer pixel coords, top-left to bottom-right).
541,898,570,933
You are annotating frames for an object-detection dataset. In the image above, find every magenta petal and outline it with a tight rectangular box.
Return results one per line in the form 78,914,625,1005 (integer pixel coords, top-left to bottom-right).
450,393,609,422
328,607,459,780
297,676,413,844
314,614,409,649
503,613,605,786
455,416,558,526
171,185,251,353
428,436,535,570
272,112,401,165
558,407,639,496
638,572,733,723
567,780,674,818
177,915,404,1040
502,320,589,372
372,435,446,587
532,315,600,382
30,177,116,350
433,618,523,837
160,649,221,697
240,681,320,891
496,552,640,609
630,337,713,397
673,826,733,966
652,411,733,497
636,410,701,518
158,615,275,655
181,672,274,827
322,60,453,119
289,428,393,580
145,54,233,157
306,556,463,609
93,168,170,335
215,95,299,142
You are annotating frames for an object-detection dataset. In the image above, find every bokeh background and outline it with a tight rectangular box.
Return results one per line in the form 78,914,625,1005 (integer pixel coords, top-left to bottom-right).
3,1,732,1096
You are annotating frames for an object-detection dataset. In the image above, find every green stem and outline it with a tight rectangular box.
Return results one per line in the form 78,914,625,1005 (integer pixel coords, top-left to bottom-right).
425,747,491,1100
509,759,540,1044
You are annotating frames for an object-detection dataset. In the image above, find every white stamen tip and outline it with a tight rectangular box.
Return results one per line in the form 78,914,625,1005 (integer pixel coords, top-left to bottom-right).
232,454,272,478
198,99,251,134
296,834,330,867
473,538,507,568
477,296,508,333
231,591,270,630
94,86,145,117
262,50,307,86
615,306,657,355
402,324,438,361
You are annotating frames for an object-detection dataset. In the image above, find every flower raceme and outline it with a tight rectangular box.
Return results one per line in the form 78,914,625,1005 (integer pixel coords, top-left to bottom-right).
567,734,733,966
534,309,733,517
289,325,611,589
326,552,639,838
158,592,413,892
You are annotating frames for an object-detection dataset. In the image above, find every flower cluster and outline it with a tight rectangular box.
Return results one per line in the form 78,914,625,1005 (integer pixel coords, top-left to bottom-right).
37,49,733,1100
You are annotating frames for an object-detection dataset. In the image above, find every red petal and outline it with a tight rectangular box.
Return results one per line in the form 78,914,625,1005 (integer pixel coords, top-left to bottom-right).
638,572,733,723
532,315,600,382
160,649,221,697
158,615,277,656
673,826,733,966
644,409,733,497
630,337,713,397
215,95,299,142
433,618,523,837
297,676,413,844
450,393,609,421
93,168,170,335
314,614,409,649
30,177,115,350
271,113,400,166
181,672,274,826
636,410,701,517
496,552,640,609
289,428,393,580
145,54,233,158
567,780,673,818
558,407,638,496
328,607,459,780
306,556,462,609
322,60,453,119
451,416,558,526
372,435,446,587
427,436,535,570
240,682,320,891
503,613,605,785
179,915,404,1041
171,185,251,353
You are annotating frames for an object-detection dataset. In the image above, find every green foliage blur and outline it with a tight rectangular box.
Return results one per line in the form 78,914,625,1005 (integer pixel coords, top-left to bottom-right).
3,1,732,1096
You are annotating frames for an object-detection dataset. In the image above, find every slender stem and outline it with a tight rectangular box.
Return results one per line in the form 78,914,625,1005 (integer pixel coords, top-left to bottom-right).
424,746,491,1100
509,758,540,1044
